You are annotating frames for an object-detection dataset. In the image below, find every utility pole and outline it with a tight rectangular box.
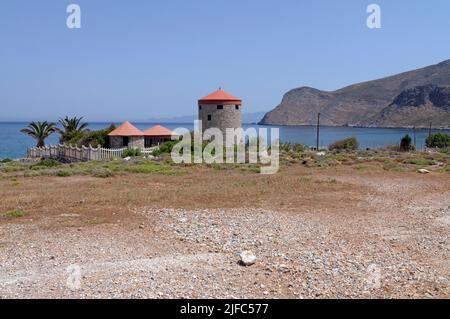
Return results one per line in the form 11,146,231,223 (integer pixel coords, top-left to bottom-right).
428,122,432,138
413,126,416,148
316,113,321,151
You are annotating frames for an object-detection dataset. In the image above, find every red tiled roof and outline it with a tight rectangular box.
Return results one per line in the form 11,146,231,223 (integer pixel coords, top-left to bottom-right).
108,121,144,136
143,125,176,137
198,89,242,105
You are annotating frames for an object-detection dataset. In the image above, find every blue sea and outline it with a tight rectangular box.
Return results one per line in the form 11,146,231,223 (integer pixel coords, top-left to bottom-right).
0,122,447,159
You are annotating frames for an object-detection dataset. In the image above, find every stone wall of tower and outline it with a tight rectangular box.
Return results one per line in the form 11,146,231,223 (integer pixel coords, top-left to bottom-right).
198,103,242,134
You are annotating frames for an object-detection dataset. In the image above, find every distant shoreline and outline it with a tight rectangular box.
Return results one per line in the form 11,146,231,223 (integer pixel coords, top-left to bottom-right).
1,121,449,131
257,123,450,131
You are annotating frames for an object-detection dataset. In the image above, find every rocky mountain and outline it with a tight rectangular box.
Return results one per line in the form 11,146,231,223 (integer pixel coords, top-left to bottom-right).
259,59,450,128
368,85,450,127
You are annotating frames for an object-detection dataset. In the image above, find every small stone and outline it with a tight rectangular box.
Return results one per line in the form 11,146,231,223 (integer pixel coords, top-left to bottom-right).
316,152,326,156
418,169,430,174
139,224,144,229
239,250,256,266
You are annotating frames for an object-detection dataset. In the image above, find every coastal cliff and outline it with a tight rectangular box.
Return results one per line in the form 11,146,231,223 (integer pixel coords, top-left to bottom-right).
259,60,450,128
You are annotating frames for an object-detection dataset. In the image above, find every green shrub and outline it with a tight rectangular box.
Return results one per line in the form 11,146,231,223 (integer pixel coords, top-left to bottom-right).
91,167,114,178
400,134,414,152
280,143,307,153
1,209,27,218
67,124,116,148
426,133,450,149
24,170,42,177
0,161,25,173
152,140,179,156
122,148,142,158
32,158,60,169
329,137,359,151
124,161,180,175
56,170,72,177
0,158,12,163
403,158,436,166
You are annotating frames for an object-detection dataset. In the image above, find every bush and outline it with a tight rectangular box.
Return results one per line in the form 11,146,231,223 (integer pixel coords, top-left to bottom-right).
32,159,60,169
1,209,27,218
403,159,436,166
400,134,414,152
152,140,179,156
426,133,450,149
91,167,114,178
122,148,142,158
0,158,12,163
329,137,359,151
67,124,116,148
280,143,307,153
56,170,72,177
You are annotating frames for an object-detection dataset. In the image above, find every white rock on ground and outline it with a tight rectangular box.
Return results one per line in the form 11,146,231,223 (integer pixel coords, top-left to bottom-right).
239,251,256,266
418,169,431,174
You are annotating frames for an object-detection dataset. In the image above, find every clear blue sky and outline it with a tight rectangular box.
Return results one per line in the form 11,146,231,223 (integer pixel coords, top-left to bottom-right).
1,0,449,122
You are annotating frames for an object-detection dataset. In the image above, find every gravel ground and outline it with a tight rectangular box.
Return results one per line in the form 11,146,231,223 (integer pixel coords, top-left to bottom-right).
0,172,449,299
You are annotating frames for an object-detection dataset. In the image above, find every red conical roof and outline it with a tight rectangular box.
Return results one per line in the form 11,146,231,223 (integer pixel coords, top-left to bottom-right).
198,89,242,105
108,121,144,136
143,125,177,137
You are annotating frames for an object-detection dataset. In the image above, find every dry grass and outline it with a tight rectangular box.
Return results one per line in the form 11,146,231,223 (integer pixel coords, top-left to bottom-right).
1,160,449,228
1,153,450,299
0,149,448,225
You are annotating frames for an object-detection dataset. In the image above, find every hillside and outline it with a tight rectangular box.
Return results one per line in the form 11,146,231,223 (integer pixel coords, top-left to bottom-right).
259,59,450,128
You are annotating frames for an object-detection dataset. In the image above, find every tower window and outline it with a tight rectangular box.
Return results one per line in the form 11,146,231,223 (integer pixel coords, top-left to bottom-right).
208,115,212,121
235,105,240,110
199,105,202,110
217,105,223,110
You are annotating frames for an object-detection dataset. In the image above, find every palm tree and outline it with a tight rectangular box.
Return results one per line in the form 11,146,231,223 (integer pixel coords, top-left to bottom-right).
20,121,57,147
57,116,89,143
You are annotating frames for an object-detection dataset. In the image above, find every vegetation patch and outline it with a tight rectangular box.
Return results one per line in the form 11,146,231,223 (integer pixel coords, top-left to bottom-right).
426,133,450,149
31,159,60,169
91,167,115,178
56,170,73,177
1,209,27,218
403,158,436,166
329,137,359,151
0,161,25,173
122,148,142,158
124,161,181,175
67,124,116,148
152,141,179,157
400,135,415,152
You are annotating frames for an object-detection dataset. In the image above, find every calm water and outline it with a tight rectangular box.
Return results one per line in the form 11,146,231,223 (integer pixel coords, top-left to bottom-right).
0,122,447,159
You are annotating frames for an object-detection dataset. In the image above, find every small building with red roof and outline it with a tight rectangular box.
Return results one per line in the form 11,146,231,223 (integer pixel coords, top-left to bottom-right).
143,125,177,147
198,88,242,134
108,121,145,149
108,122,177,149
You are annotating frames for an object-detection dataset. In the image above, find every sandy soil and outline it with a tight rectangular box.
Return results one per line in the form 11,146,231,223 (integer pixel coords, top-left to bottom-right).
0,165,449,298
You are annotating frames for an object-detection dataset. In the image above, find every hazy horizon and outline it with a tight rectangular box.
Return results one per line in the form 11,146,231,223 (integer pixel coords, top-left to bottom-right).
1,0,450,122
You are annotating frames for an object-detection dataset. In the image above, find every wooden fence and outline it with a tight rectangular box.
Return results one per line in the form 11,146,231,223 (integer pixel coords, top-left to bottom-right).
27,145,157,162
